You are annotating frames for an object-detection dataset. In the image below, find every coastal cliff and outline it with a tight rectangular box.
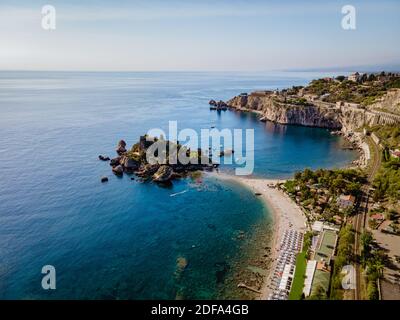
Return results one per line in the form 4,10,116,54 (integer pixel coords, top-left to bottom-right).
226,89,400,132
228,93,344,130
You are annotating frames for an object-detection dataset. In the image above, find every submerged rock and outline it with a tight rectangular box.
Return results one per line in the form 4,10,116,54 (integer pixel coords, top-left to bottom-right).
215,262,230,284
101,176,109,183
175,256,188,279
176,257,188,271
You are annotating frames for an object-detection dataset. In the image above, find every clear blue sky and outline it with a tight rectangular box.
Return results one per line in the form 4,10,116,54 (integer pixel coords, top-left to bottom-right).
1,0,399,71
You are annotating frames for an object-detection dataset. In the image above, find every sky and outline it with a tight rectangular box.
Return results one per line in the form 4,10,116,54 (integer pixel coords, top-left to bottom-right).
0,0,399,71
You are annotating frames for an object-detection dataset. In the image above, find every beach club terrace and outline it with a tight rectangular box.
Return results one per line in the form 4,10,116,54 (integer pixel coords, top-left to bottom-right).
268,229,304,300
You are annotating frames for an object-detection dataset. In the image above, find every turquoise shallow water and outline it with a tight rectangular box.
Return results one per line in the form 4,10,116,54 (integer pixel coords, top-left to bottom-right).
0,71,357,299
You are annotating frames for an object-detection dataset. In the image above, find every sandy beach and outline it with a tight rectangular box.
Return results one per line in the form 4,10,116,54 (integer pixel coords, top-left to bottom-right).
211,173,308,299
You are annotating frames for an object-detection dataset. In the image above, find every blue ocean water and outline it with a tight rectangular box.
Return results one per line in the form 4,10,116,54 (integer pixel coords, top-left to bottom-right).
0,71,357,299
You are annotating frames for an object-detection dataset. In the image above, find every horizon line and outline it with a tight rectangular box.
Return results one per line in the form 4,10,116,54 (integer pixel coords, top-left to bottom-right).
1,62,399,74
0,69,398,74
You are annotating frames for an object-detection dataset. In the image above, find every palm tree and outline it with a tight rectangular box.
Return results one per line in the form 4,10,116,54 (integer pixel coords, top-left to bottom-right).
374,260,385,278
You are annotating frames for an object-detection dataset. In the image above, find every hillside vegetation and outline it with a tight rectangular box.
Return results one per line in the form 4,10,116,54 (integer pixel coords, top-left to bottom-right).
305,72,400,106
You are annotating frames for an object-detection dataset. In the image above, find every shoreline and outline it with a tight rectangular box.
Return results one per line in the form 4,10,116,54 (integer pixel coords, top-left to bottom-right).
210,172,308,299
207,104,368,300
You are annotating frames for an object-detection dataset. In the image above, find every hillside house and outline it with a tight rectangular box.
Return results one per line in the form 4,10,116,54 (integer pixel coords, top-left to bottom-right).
337,194,356,209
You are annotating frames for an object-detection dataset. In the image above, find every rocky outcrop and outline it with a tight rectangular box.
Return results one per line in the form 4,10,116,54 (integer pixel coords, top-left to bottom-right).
120,155,139,172
112,165,124,176
102,136,216,184
209,100,228,111
110,156,121,167
153,165,173,183
136,163,160,177
98,155,110,161
116,140,127,155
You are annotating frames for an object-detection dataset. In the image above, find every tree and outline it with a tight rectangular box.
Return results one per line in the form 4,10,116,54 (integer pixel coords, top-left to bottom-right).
294,171,302,180
346,182,361,195
374,260,385,278
367,281,379,300
308,285,327,300
361,231,373,248
382,147,390,162
303,168,314,183
336,75,346,82
360,73,368,83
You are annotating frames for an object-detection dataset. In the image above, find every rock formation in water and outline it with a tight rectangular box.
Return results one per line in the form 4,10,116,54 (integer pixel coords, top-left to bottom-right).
101,135,216,183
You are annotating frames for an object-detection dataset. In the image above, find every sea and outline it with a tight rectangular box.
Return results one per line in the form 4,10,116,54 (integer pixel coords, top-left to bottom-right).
0,71,357,299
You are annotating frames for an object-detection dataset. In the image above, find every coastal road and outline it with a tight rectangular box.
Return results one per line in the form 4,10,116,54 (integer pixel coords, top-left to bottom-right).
353,136,381,300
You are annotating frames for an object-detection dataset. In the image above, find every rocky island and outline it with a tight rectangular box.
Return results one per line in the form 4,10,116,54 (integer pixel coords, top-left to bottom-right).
100,135,217,183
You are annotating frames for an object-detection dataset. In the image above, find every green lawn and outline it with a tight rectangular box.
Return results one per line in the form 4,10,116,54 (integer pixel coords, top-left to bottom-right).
310,270,331,295
314,230,337,264
289,250,307,300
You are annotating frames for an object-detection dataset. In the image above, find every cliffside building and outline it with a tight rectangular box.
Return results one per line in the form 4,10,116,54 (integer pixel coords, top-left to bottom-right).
348,72,365,82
